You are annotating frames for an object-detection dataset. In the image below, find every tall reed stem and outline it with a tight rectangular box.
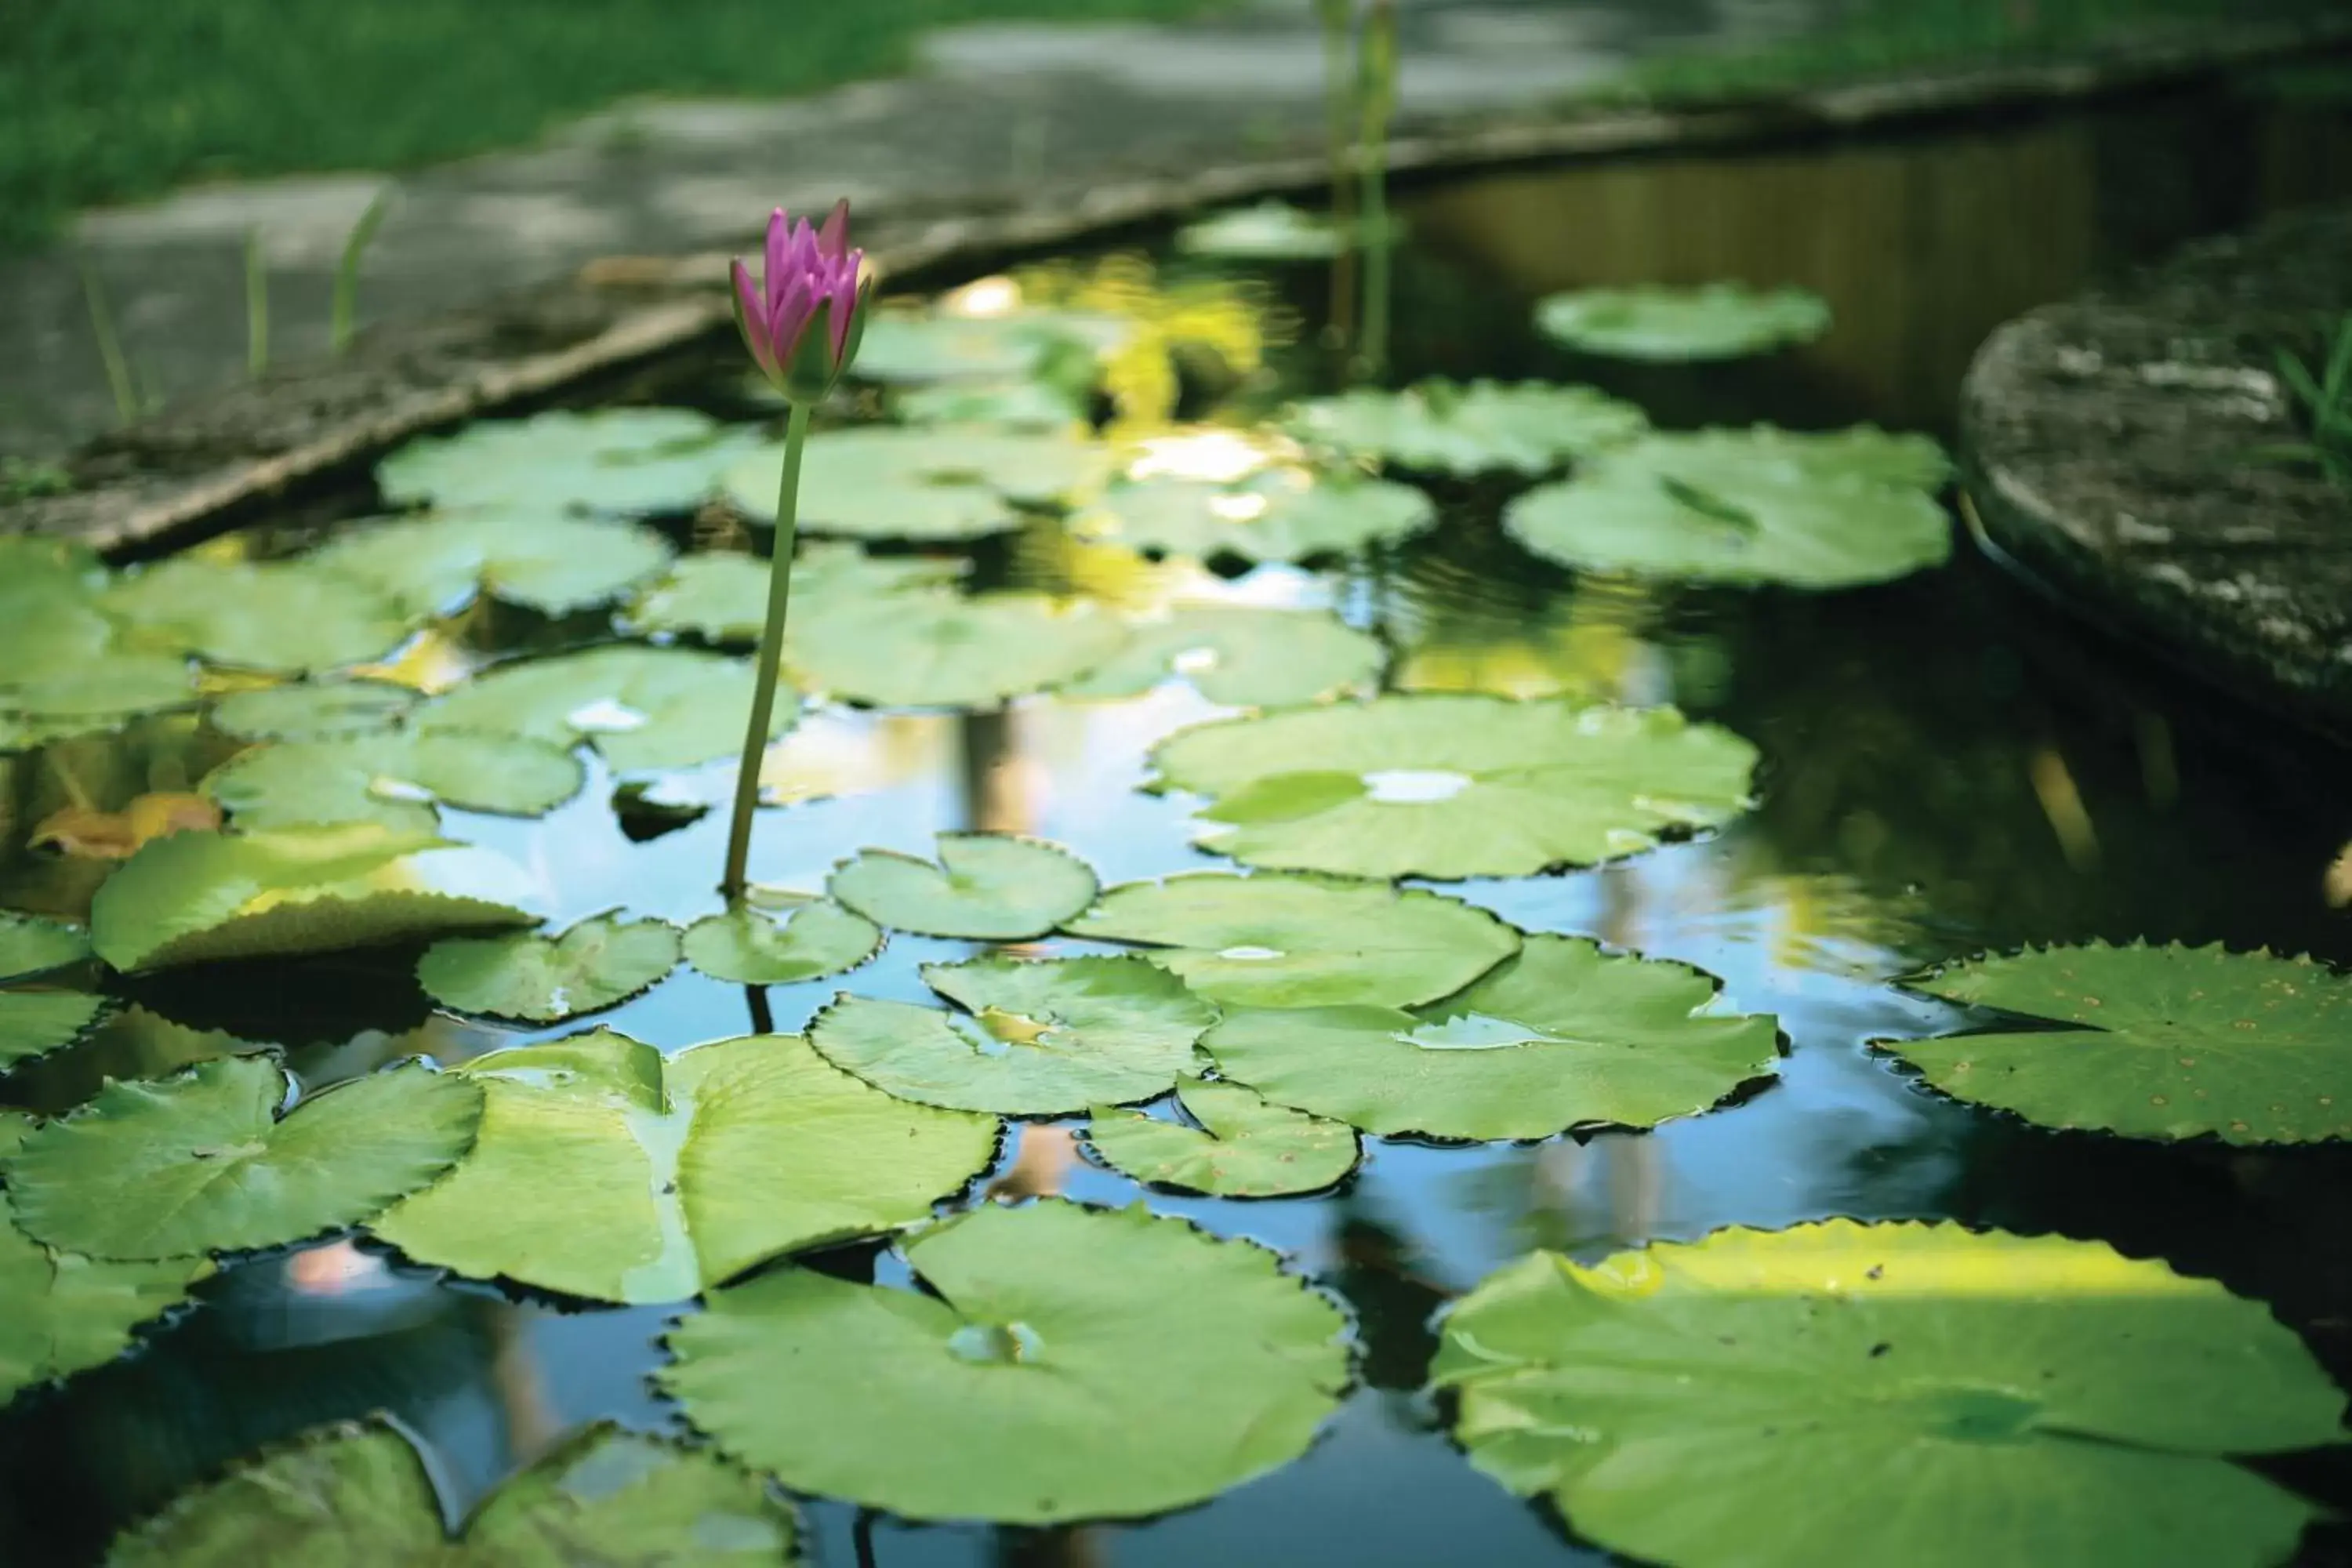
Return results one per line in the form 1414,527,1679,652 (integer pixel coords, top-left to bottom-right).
718,401,811,901
1317,0,1357,347
1356,1,1397,379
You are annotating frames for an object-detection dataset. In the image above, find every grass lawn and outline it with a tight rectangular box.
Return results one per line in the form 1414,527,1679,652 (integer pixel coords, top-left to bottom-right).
1,0,1226,249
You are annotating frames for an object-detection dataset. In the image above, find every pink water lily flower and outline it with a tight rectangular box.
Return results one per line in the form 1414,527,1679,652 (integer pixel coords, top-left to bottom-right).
731,200,871,402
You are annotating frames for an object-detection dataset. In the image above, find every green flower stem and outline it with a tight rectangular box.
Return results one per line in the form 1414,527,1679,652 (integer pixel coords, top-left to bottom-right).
719,399,811,902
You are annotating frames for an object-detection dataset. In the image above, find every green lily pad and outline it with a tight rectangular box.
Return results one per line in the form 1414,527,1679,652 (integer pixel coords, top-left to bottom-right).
310,511,674,616
895,379,1087,430
377,408,759,514
0,990,111,1069
811,954,1217,1115
660,1198,1349,1523
105,1417,797,1565
1432,1221,2346,1568
103,558,416,673
1887,942,2352,1144
1065,873,1519,1008
0,1111,211,1409
850,310,1125,385
90,823,540,972
725,429,1112,541
1086,1077,1359,1196
1063,606,1385,707
4,1055,482,1259
1504,426,1953,588
1535,283,1832,361
418,644,796,773
0,911,88,981
1287,380,1648,477
1076,471,1436,564
1176,200,1350,261
624,544,961,644
682,899,884,986
828,834,1099,941
1202,934,1777,1140
209,679,417,741
1149,693,1759,879
372,1029,996,1304
789,590,1126,709
202,728,586,831
2,652,198,750
417,913,681,1023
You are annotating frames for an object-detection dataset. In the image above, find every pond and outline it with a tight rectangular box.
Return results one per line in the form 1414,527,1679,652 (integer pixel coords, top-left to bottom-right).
4,76,2352,1568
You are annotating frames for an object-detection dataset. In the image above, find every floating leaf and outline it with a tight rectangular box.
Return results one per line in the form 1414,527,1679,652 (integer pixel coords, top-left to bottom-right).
0,1111,210,1409
418,644,795,773
0,990,108,1069
895,379,1086,430
660,1199,1348,1523
373,1030,996,1304
203,729,586,831
103,559,415,673
4,1055,481,1259
0,911,89,982
1202,934,1777,1140
1287,381,1647,476
90,823,540,972
850,310,1124,385
1433,1221,2345,1568
1177,200,1351,260
377,408,759,514
310,511,673,616
625,544,960,644
829,834,1099,941
1888,942,2352,1144
1078,471,1436,563
1086,1078,1358,1196
1504,426,1952,588
725,429,1112,540
1149,694,1758,878
1,652,198,750
682,900,884,986
811,954,1215,1114
790,590,1126,709
209,679,416,741
1064,606,1384,707
30,793,221,860
1066,872,1519,1008
106,1417,797,1564
0,538,117,684
417,913,680,1023
1534,282,1831,361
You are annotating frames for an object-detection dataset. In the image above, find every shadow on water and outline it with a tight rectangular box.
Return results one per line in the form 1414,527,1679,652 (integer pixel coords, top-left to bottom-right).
5,72,2352,1567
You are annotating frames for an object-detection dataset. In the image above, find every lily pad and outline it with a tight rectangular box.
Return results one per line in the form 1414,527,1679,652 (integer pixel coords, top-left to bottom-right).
103,558,416,673
1086,1078,1359,1196
725,429,1112,540
895,379,1087,430
1065,873,1519,1008
1432,1221,2346,1568
1535,282,1832,361
419,644,796,773
2,652,199,750
1504,426,1953,588
682,899,884,986
418,913,681,1023
625,544,961,644
849,310,1126,385
1287,380,1648,477
828,834,1099,941
660,1199,1349,1523
1887,942,2352,1144
372,1029,996,1304
377,408,759,514
4,1055,482,1259
1064,605,1385,707
810,954,1217,1115
90,823,540,972
0,911,89,982
1202,934,1777,1140
789,590,1126,709
1078,471,1436,564
1149,693,1758,879
1176,199,1362,261
105,1417,797,1565
0,990,110,1069
202,728,586,830
310,511,674,616
209,679,417,741
0,1111,211,1409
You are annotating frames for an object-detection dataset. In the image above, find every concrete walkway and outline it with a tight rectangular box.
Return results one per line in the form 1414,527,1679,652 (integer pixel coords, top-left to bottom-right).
0,0,1811,462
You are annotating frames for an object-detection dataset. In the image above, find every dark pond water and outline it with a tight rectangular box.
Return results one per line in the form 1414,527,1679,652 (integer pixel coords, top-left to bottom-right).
5,75,2352,1567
